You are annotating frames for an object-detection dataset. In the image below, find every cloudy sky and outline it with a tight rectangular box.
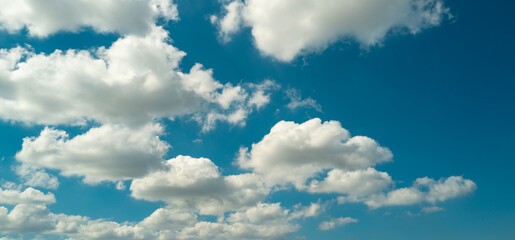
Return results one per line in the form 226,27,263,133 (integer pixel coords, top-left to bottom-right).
0,0,513,239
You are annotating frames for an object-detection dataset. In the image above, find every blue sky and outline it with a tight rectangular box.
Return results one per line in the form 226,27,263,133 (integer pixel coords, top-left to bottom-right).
0,0,514,239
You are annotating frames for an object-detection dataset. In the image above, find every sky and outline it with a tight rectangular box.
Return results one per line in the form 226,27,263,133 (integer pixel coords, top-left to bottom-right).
0,0,514,239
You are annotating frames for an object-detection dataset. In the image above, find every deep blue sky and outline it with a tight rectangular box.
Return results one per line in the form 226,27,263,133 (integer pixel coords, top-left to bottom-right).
0,0,514,239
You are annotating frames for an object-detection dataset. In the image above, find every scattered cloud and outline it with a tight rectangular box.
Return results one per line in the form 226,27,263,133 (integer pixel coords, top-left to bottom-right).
351,176,477,208
318,217,358,231
421,206,444,214
285,88,322,112
0,0,177,37
213,0,451,61
14,164,59,190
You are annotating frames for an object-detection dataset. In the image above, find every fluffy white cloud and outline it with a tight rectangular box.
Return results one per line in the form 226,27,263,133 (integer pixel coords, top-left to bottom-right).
215,0,244,41
0,27,272,128
0,187,55,205
139,208,197,231
16,123,169,184
0,0,177,37
318,217,358,231
237,118,392,188
0,201,315,239
0,204,55,234
289,202,326,220
363,176,477,208
177,203,300,240
0,203,152,238
130,156,270,215
307,168,393,196
214,0,451,61
15,164,59,189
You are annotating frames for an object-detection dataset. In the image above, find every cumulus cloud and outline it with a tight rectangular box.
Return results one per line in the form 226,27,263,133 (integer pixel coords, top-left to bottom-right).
363,176,477,208
130,156,270,215
14,164,59,189
214,0,451,61
177,203,300,240
0,187,55,205
0,0,177,37
0,201,312,239
307,168,393,196
215,0,244,41
318,217,358,231
289,202,326,220
0,27,273,129
16,123,169,184
0,204,56,234
0,203,151,238
237,118,393,188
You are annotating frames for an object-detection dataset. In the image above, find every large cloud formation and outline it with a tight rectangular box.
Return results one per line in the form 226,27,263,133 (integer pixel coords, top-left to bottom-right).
214,0,451,61
3,119,476,239
238,118,393,188
239,118,475,210
0,196,318,239
0,27,271,128
0,0,177,37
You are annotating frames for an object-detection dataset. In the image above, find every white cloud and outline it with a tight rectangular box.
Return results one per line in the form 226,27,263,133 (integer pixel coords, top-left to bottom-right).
0,203,152,238
0,0,177,37
318,217,358,231
16,123,169,184
289,202,326,220
0,204,56,234
0,187,55,205
15,164,59,190
0,201,311,239
364,176,477,208
214,0,451,61
216,0,244,41
130,156,269,215
307,168,393,196
0,27,271,129
285,88,321,112
237,118,393,188
177,203,300,240
139,207,197,231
